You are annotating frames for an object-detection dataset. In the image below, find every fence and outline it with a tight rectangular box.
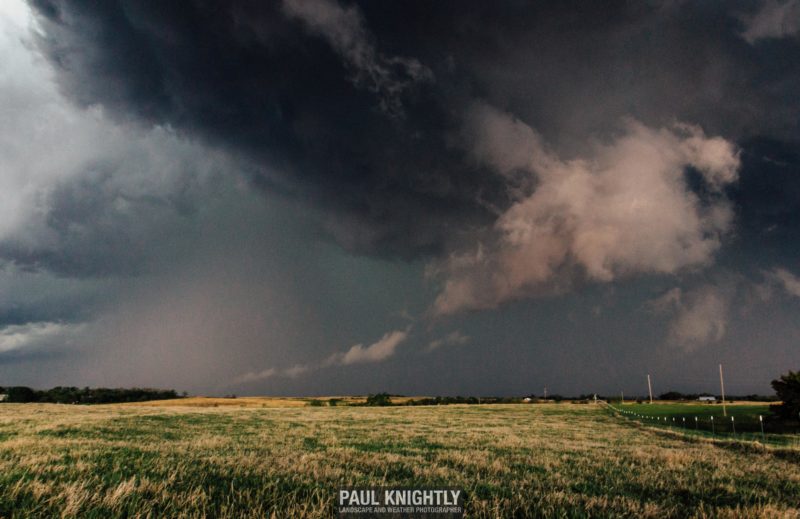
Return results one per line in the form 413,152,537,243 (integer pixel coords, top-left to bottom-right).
602,401,800,449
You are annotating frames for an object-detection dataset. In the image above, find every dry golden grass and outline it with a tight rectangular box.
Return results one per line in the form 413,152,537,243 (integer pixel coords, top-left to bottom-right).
0,403,798,518
117,396,425,408
119,396,315,408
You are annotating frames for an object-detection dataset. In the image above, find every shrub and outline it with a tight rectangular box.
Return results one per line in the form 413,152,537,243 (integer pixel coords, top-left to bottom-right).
365,393,392,406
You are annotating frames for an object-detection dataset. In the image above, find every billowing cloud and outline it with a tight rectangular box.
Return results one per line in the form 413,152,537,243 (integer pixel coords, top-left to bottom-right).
233,329,409,385
427,330,470,351
766,267,800,297
26,0,799,262
432,105,740,315
336,329,408,364
649,285,730,350
0,321,83,356
741,0,800,43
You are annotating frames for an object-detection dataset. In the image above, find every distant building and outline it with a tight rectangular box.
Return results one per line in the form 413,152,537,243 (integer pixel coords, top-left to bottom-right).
0,394,7,402
698,396,716,402
523,397,532,403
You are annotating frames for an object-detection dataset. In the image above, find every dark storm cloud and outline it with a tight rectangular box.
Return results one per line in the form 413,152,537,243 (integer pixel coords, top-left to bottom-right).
448,1,800,147
0,125,235,277
4,0,800,394
1,159,205,277
25,0,800,265
0,5,241,281
0,319,84,363
0,297,89,328
727,138,800,264
27,0,503,258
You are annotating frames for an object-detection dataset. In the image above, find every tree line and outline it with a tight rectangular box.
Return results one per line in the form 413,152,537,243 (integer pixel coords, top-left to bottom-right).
655,391,778,402
359,370,800,422
0,386,180,404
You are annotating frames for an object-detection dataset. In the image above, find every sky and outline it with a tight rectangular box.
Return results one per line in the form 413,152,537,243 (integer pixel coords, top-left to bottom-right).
1,0,799,397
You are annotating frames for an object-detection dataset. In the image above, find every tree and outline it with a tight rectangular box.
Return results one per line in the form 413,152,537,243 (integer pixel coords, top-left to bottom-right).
771,370,800,420
6,387,38,403
365,393,392,406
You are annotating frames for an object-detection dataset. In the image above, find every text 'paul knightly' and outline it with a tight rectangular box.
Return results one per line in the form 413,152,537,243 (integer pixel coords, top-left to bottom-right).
339,489,461,507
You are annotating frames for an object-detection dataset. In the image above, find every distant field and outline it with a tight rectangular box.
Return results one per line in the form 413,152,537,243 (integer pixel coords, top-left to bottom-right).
1,403,799,518
118,396,424,407
622,402,771,427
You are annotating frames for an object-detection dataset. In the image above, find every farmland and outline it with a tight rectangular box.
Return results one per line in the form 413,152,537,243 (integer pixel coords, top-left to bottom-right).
615,402,773,432
1,401,799,518
620,402,772,423
606,402,800,446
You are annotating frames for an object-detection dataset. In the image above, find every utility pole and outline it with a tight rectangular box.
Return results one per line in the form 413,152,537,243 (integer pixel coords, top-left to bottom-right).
647,374,653,404
620,390,624,404
544,386,547,400
719,364,727,417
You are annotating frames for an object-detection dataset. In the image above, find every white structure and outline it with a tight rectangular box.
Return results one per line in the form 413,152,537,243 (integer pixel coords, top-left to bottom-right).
698,396,716,402
0,394,7,402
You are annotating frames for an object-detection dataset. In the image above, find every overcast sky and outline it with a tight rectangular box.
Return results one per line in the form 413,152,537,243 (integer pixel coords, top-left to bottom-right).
1,0,799,396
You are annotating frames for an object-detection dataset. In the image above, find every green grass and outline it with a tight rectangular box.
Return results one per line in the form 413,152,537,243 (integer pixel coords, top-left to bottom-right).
0,403,799,518
607,402,800,448
620,403,770,429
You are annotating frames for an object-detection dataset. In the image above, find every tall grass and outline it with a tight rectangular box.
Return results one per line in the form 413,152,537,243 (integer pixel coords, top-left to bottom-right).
0,403,798,517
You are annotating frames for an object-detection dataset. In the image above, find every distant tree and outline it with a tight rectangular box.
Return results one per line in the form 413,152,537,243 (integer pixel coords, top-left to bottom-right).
1,387,178,405
6,387,37,403
771,370,800,420
307,399,324,407
328,398,341,407
659,391,684,401
365,393,392,406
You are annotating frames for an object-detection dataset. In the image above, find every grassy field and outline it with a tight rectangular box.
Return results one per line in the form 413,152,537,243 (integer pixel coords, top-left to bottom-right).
608,402,800,443
115,396,425,408
618,403,772,430
1,402,799,518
